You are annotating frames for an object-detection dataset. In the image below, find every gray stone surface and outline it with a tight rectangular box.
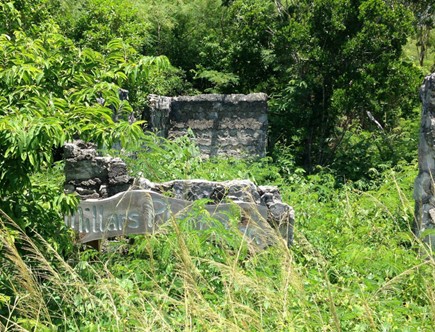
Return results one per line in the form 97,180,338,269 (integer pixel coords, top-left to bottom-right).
64,141,134,199
147,93,268,158
64,141,294,247
158,179,261,204
65,190,274,247
415,72,435,249
134,178,294,246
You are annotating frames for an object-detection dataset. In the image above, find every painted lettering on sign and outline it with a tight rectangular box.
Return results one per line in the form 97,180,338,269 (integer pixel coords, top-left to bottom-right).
65,190,272,247
65,207,140,233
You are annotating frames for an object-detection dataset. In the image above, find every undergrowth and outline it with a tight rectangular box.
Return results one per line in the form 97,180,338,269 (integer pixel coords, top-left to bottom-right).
0,135,434,331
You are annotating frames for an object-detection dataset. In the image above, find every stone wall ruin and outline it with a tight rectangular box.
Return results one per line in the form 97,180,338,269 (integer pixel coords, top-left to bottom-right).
415,72,435,249
146,93,268,158
64,141,294,248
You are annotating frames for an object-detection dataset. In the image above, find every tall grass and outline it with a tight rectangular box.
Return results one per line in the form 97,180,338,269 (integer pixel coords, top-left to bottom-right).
1,139,434,330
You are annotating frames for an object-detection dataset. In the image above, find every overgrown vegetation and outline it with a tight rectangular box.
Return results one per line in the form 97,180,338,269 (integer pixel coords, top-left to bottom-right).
1,0,435,330
1,142,434,330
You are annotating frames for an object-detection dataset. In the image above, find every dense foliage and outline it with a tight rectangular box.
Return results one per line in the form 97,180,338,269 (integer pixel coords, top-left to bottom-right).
1,139,434,331
45,0,430,177
1,0,435,330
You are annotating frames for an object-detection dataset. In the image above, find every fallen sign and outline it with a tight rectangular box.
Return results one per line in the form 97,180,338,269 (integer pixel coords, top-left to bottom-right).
64,190,279,248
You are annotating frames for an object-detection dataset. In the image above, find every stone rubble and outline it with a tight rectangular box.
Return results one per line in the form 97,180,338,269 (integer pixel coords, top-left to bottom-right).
64,141,294,246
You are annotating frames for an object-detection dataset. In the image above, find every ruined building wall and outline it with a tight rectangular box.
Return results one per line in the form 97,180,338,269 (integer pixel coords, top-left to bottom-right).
415,72,435,248
147,93,268,158
64,141,294,247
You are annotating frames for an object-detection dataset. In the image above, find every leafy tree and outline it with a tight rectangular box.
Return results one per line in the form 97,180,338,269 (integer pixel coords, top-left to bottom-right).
268,0,422,175
0,0,51,36
146,0,235,92
133,0,421,177
47,0,153,53
212,0,278,92
402,0,435,68
0,22,177,245
157,0,278,93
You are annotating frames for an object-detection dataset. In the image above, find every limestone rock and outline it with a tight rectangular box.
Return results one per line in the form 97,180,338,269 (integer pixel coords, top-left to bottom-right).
64,141,133,199
415,72,435,248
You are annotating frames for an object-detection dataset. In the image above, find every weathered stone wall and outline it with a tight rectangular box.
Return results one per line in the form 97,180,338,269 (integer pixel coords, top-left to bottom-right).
64,141,133,199
415,73,435,249
147,93,268,158
64,141,294,247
